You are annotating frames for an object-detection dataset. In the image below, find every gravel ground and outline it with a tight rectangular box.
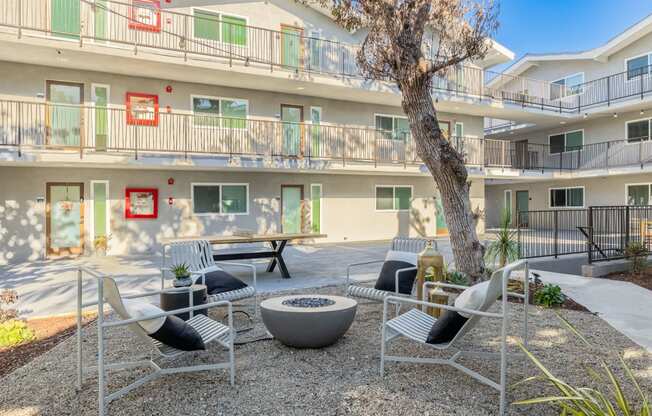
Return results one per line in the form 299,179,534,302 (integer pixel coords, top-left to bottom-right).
0,286,650,416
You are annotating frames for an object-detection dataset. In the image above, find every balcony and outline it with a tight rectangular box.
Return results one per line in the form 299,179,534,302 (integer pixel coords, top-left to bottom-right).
0,0,571,114
491,64,652,115
3,99,648,174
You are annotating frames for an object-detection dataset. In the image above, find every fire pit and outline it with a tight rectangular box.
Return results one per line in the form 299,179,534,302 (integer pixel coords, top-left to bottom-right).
260,295,357,348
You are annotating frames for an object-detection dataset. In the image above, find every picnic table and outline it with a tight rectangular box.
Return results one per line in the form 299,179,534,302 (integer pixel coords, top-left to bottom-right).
166,233,327,279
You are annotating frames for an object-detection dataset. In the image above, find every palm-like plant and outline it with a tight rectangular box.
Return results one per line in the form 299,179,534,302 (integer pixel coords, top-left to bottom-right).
514,313,650,416
485,209,519,268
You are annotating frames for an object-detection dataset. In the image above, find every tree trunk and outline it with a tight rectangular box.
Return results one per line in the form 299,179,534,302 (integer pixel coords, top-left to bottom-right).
400,75,486,283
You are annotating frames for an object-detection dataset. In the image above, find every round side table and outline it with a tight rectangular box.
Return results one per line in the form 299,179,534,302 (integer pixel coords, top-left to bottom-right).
160,284,207,321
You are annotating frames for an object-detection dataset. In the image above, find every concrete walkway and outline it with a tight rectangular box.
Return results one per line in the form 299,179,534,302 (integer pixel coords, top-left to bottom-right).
0,240,454,318
535,269,652,353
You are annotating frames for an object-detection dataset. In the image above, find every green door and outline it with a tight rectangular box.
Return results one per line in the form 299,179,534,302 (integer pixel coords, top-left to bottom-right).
92,181,108,243
47,81,83,147
282,185,303,234
310,184,321,233
47,183,84,256
281,25,302,69
92,85,109,151
516,191,529,227
310,107,321,157
51,0,80,39
435,190,448,235
94,0,107,40
281,104,303,156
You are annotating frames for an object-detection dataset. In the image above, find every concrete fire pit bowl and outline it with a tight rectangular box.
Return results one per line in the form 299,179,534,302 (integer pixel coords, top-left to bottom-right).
260,295,357,348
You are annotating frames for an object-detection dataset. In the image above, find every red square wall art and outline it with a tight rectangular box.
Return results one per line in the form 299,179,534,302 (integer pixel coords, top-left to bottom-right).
125,188,158,219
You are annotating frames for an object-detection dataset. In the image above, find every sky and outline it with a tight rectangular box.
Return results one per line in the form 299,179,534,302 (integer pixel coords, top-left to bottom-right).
492,0,652,72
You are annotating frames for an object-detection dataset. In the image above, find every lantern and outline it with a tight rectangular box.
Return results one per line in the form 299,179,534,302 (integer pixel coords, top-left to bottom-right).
416,241,446,317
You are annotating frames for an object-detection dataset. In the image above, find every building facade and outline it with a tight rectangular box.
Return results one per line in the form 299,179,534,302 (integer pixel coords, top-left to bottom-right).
484,15,652,228
2,0,645,264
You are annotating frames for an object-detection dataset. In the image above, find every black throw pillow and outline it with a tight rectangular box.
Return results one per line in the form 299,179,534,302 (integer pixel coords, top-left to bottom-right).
426,310,469,344
374,260,418,294
149,315,206,351
200,270,248,295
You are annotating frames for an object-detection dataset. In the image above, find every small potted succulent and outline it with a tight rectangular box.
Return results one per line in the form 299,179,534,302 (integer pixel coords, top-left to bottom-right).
170,263,193,288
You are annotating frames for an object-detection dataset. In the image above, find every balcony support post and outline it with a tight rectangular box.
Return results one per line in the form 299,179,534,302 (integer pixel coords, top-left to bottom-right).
135,127,139,160
641,70,645,100
184,116,188,160
17,102,22,157
605,141,610,169
270,31,274,73
183,15,188,62
17,0,22,39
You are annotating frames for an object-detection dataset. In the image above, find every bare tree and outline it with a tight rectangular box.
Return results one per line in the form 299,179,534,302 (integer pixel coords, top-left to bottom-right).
307,0,499,282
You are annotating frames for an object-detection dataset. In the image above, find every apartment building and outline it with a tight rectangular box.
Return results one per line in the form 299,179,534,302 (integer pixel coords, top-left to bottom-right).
484,15,652,228
0,0,614,265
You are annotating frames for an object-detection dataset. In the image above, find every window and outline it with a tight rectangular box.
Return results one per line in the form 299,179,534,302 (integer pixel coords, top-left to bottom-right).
310,184,322,233
626,54,652,80
192,183,248,215
191,96,247,128
550,73,584,100
627,119,651,143
549,130,583,154
375,115,410,140
627,184,651,206
375,186,412,211
222,15,246,46
549,187,584,208
454,122,464,138
504,190,512,223
308,30,322,70
192,9,247,46
193,9,220,41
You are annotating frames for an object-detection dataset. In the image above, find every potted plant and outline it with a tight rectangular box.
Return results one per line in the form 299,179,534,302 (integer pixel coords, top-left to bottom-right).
170,263,193,288
93,235,111,256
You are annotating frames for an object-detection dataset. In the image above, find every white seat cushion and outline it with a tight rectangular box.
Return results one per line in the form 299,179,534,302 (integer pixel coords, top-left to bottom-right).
454,281,490,318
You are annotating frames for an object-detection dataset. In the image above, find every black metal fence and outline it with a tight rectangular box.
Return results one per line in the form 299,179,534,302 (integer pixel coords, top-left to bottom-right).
586,205,652,263
517,209,588,259
517,205,652,263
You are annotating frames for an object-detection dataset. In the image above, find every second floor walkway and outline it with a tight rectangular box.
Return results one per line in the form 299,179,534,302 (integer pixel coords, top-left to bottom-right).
1,98,652,176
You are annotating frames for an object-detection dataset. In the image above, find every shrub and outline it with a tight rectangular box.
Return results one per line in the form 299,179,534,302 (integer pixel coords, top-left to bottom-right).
0,320,35,348
533,284,565,308
446,270,469,286
515,313,650,415
485,209,519,268
624,241,649,274
170,263,191,279
0,289,18,323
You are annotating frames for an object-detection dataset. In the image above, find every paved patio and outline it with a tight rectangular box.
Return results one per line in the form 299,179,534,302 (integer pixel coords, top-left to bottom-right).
0,240,454,318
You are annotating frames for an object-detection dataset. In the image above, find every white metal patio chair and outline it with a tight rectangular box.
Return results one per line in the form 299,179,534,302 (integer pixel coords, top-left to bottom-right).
346,237,429,305
163,240,258,319
75,267,235,416
380,260,530,416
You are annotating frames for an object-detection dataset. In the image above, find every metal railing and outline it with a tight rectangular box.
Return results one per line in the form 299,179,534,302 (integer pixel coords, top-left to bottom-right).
586,205,652,263
517,205,652,263
2,98,652,170
517,209,589,259
0,98,494,165
0,0,578,113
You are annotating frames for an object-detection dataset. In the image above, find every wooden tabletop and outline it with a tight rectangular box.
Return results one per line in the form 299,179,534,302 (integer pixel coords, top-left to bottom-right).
163,233,327,245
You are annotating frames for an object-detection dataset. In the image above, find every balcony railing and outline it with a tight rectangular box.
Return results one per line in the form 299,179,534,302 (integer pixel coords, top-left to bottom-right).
0,0,572,113
2,99,651,171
